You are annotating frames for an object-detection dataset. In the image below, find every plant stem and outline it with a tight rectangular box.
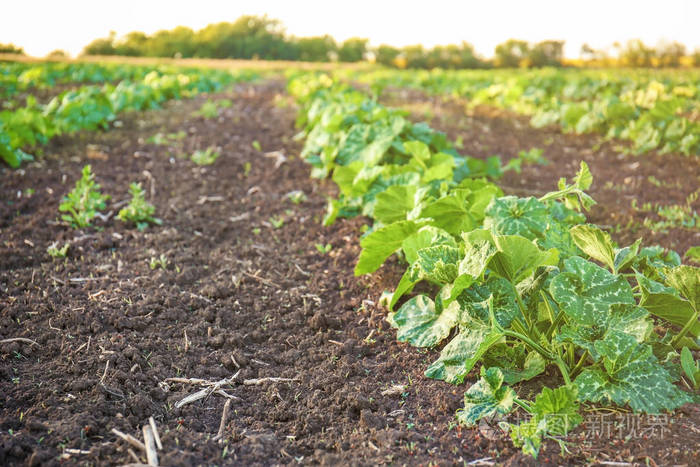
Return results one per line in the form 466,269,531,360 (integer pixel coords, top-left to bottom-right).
570,351,590,379
670,310,699,348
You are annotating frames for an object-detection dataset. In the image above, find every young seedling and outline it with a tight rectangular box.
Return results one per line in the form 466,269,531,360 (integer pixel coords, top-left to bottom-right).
190,147,220,166
117,182,162,231
59,165,110,228
47,242,69,258
193,99,219,119
269,216,284,229
286,190,307,205
252,140,261,151
149,254,168,270
315,243,332,254
243,162,252,177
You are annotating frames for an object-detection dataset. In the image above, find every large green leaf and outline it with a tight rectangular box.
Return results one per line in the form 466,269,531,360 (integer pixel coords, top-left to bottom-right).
388,295,459,348
557,303,652,361
489,235,559,285
665,265,699,311
420,191,477,236
373,184,418,224
425,326,504,384
457,277,519,329
575,332,692,413
550,256,635,325
413,245,461,284
401,226,456,265
569,224,616,272
355,220,425,275
637,274,700,338
484,196,549,240
456,367,515,426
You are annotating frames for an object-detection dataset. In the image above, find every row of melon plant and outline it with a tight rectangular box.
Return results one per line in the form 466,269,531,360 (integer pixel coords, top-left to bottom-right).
287,73,699,458
1,65,259,168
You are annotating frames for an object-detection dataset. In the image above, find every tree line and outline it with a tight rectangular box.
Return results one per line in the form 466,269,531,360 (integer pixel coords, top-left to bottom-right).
3,15,699,68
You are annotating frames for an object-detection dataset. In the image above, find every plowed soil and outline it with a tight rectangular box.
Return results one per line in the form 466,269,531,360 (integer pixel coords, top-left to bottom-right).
1,80,699,467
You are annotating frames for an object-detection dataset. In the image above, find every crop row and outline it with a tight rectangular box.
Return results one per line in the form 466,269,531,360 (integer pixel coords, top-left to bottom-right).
0,64,258,168
340,68,700,157
288,73,699,458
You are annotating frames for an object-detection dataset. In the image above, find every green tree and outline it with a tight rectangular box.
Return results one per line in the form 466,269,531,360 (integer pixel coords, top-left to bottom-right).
0,43,25,54
619,39,655,67
494,39,530,67
529,40,564,67
82,32,116,56
375,44,400,66
656,40,686,67
338,38,368,62
295,35,336,62
401,45,428,69
114,32,149,56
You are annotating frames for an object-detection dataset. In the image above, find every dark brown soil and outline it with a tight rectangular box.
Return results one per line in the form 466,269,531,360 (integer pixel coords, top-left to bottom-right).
1,80,699,467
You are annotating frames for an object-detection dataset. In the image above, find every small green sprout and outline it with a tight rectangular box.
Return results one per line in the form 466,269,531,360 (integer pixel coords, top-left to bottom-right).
117,183,162,231
59,165,110,228
252,140,261,151
243,162,252,177
286,190,307,205
315,243,332,254
269,216,284,229
149,254,168,270
47,242,69,258
191,147,220,165
194,99,219,119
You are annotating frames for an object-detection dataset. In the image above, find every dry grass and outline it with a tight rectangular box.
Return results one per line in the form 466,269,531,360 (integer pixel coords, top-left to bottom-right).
0,53,377,72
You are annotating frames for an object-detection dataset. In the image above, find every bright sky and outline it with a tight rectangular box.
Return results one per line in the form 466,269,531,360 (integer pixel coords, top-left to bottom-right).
3,0,699,58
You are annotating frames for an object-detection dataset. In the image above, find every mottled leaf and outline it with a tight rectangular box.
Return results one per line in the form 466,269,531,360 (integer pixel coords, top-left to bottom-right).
388,295,459,348
456,367,515,426
575,332,692,413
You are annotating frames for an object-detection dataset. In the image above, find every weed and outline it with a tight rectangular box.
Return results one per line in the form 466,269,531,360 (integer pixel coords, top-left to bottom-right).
252,140,261,151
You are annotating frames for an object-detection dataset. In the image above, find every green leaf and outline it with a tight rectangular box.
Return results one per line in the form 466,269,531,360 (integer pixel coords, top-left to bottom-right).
557,303,652,361
484,196,549,240
685,246,700,264
665,265,699,311
457,277,519,329
483,345,545,384
637,274,700,338
550,256,635,326
413,245,461,284
489,235,559,285
388,295,459,347
355,220,425,275
570,224,616,272
680,347,699,388
403,140,431,165
575,332,692,413
530,385,582,436
420,191,477,236
456,367,515,426
507,418,546,458
402,226,456,265
425,326,503,384
373,184,418,224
